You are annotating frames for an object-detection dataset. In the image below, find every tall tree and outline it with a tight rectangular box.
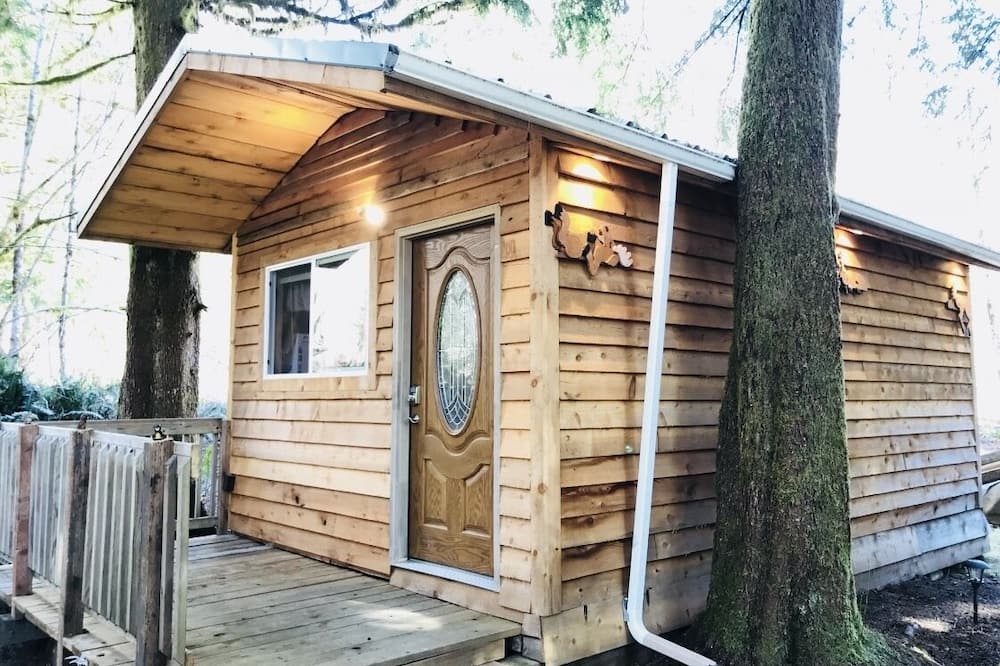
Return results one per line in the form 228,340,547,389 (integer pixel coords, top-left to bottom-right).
58,84,83,383
117,0,618,419
8,9,48,363
697,1,884,663
118,0,202,419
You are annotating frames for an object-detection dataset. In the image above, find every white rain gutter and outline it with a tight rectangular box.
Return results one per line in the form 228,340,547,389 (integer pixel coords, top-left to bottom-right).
388,51,736,182
624,161,716,666
839,196,1000,269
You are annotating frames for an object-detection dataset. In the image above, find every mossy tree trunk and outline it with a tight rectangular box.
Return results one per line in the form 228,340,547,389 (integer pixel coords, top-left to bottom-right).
118,0,201,419
698,1,884,664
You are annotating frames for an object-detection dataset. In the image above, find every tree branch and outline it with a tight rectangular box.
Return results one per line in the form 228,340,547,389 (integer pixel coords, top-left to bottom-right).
1,50,133,86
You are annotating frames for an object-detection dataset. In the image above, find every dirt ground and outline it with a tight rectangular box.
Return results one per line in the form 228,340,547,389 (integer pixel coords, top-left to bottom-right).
861,526,1000,666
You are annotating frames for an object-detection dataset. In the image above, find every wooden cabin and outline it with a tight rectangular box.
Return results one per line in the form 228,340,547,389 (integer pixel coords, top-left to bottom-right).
75,36,1000,664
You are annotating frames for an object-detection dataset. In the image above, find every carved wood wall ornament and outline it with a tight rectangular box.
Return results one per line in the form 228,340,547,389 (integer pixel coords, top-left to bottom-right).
945,285,972,336
544,203,634,277
837,251,867,295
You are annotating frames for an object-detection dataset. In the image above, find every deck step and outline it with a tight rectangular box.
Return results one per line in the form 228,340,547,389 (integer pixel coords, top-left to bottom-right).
407,638,506,665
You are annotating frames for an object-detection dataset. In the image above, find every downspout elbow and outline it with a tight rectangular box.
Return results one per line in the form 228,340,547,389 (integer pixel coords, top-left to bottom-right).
625,598,716,666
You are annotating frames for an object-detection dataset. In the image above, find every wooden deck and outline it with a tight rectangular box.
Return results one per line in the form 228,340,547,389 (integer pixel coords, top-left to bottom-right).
0,535,520,665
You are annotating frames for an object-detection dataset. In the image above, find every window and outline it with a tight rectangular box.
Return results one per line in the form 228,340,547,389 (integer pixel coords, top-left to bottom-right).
265,243,371,377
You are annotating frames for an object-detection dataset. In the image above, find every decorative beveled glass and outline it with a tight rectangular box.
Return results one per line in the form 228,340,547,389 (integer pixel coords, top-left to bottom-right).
436,270,479,432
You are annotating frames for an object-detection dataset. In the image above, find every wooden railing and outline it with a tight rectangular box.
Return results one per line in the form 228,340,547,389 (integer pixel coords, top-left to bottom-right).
45,417,228,533
0,421,216,665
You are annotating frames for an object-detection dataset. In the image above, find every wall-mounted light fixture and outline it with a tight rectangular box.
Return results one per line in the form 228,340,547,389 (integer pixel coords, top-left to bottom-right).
945,285,971,336
360,203,386,227
837,252,867,295
545,202,633,277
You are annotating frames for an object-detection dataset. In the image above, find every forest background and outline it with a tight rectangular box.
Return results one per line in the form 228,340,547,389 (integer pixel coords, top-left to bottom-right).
1,0,998,425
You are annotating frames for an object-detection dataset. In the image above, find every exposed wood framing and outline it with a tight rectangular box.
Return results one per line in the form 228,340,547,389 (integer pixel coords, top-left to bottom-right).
527,133,562,616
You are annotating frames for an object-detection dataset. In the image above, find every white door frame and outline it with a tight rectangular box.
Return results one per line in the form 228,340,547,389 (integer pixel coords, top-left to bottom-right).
389,204,502,591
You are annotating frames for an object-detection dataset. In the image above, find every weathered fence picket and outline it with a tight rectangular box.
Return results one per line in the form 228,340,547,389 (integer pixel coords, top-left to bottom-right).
0,425,17,560
30,426,70,583
83,429,144,631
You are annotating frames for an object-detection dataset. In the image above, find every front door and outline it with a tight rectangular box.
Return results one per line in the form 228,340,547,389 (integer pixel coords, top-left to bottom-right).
408,222,494,576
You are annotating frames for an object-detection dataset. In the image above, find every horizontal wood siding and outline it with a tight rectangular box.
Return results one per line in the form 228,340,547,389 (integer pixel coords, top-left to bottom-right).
550,150,986,660
229,110,530,590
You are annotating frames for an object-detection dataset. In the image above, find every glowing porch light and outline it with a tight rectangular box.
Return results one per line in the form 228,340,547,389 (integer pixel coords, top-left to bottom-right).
361,203,386,226
570,161,606,182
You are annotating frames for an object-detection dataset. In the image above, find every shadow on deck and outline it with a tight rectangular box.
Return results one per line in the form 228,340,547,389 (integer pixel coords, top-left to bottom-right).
0,535,520,665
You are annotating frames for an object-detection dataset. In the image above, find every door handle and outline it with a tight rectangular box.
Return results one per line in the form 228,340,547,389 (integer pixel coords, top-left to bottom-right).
408,415,420,424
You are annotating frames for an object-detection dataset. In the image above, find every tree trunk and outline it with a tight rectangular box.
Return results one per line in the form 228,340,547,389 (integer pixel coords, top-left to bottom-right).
698,1,885,664
58,85,83,383
119,0,201,419
8,15,47,363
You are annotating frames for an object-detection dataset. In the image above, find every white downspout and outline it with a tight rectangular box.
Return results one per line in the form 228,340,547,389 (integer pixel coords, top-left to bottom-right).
624,161,717,666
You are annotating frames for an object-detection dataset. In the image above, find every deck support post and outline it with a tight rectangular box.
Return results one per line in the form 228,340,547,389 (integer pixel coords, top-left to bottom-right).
216,420,230,535
12,424,38,598
136,437,173,666
56,428,93,641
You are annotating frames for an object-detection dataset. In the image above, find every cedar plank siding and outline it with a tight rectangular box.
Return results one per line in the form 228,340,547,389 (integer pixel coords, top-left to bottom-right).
228,109,532,607
552,149,987,660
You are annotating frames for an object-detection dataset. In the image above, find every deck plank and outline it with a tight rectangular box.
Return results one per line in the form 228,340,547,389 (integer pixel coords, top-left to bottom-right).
0,565,135,666
0,535,521,665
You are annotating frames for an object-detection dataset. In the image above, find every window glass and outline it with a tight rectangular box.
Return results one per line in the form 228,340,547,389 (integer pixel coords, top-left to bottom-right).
270,264,311,374
312,248,369,373
266,243,370,376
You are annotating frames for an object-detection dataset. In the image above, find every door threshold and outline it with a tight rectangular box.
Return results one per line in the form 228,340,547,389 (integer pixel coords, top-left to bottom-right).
394,558,500,592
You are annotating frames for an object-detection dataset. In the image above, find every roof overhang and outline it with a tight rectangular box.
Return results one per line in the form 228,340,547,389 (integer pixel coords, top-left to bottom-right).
77,35,1000,269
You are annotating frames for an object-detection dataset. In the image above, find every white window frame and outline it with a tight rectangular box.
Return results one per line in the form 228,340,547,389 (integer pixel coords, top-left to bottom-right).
262,241,372,380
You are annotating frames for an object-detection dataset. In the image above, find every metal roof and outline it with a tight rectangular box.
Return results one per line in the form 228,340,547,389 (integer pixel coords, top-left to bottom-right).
78,34,1000,269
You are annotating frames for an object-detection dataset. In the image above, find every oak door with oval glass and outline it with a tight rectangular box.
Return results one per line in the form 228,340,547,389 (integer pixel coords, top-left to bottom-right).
408,222,494,575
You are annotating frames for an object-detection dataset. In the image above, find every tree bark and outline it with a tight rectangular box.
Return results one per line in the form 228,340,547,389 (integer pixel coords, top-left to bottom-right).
119,0,201,419
58,85,83,383
8,14,47,362
698,1,885,664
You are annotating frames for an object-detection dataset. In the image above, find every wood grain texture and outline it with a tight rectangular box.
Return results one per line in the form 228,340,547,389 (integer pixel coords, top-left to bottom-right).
57,429,92,639
527,135,562,615
12,424,36,596
228,111,530,601
547,149,985,662
408,224,495,574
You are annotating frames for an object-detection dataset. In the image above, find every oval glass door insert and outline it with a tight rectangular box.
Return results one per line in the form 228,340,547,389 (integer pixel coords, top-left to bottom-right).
436,270,479,432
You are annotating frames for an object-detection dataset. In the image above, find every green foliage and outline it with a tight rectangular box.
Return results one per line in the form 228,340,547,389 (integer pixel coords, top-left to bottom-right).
552,0,628,55
0,357,118,420
0,356,26,416
28,377,119,420
945,1,999,82
201,0,532,35
197,400,226,418
0,0,35,71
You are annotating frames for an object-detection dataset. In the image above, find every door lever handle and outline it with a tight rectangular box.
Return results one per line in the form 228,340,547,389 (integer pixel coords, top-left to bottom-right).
408,415,420,424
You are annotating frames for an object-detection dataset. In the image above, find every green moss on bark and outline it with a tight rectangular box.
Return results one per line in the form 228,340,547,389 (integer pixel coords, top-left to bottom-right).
695,1,889,664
